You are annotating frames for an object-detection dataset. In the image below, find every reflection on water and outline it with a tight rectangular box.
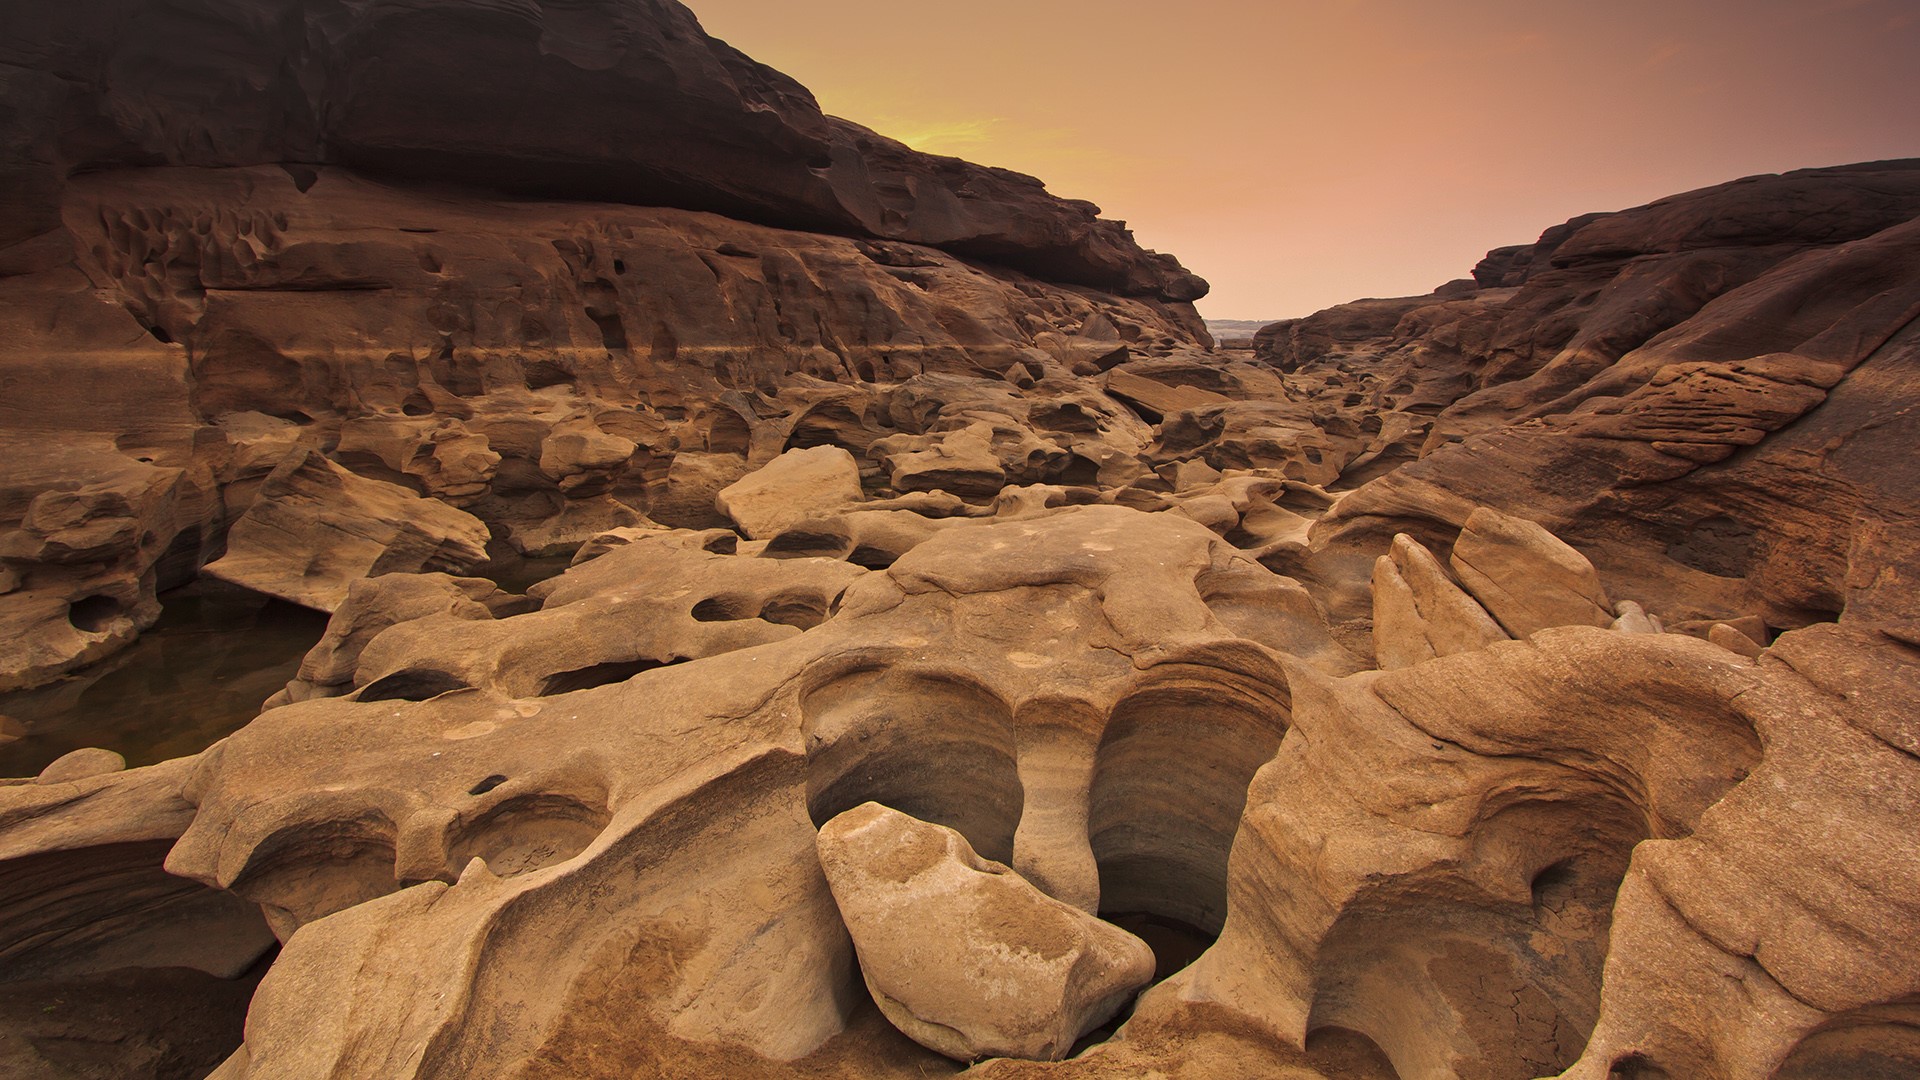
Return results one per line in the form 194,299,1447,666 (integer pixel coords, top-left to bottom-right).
0,580,330,779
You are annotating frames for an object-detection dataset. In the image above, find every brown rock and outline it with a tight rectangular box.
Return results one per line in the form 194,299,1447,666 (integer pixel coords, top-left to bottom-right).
203,448,490,612
1371,533,1508,669
35,746,127,785
1449,506,1614,638
716,447,866,540
818,802,1154,1062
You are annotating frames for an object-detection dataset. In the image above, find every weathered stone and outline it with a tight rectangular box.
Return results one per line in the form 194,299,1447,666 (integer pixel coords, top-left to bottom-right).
202,449,490,612
715,447,865,540
1449,506,1614,638
817,802,1155,1062
1371,532,1508,669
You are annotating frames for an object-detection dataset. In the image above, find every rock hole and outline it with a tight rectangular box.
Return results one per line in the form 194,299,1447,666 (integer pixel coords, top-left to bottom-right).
612,258,626,275
1531,858,1579,909
1102,911,1215,983
802,669,1023,863
849,544,897,570
66,595,126,634
758,592,828,629
1608,1053,1671,1079
401,392,434,417
468,775,508,797
691,596,752,622
228,814,400,935
1303,1027,1403,1079
524,359,575,391
280,164,319,193
700,533,738,555
785,404,866,452
357,669,470,703
446,793,611,878
1055,454,1102,486
1771,1002,1920,1079
763,527,853,560
1087,669,1288,934
538,657,682,696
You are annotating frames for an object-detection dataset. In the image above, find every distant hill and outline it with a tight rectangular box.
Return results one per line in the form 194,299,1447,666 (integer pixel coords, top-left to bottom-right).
1203,319,1277,345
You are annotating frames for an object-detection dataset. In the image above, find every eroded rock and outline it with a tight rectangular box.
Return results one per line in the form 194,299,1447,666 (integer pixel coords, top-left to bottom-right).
817,802,1155,1062
202,449,490,612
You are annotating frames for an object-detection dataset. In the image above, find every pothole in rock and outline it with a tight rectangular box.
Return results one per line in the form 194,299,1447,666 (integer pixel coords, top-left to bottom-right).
357,668,471,703
538,657,687,696
445,792,611,878
692,591,835,630
801,668,1023,864
65,594,127,634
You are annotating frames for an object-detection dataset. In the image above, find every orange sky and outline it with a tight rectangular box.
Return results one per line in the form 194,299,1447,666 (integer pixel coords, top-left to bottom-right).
687,0,1920,319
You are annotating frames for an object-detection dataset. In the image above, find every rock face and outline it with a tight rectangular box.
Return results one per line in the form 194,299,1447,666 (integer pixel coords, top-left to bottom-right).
0,0,1202,303
817,802,1156,1062
0,2,1917,1078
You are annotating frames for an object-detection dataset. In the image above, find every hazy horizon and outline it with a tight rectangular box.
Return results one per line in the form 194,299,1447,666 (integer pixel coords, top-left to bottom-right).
688,0,1920,319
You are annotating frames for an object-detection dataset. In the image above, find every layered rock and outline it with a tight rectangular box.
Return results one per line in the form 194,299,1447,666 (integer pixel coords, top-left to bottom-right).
1257,160,1920,642
0,0,1201,302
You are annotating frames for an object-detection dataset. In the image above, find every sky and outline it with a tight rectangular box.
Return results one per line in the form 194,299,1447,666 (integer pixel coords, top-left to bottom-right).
686,0,1920,319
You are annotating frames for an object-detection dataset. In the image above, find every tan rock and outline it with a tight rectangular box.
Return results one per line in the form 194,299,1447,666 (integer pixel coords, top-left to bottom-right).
36,746,126,785
203,448,490,612
878,424,1009,497
1708,621,1766,657
1449,506,1614,638
1611,599,1663,634
715,447,865,540
817,802,1155,1062
1371,532,1508,669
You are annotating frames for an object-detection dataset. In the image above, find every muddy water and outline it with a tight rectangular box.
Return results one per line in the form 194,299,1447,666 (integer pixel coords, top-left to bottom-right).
0,580,330,779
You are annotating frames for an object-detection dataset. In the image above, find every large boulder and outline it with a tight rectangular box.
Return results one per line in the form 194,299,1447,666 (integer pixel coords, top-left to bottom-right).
1448,507,1614,638
203,449,490,612
714,447,864,540
816,802,1155,1062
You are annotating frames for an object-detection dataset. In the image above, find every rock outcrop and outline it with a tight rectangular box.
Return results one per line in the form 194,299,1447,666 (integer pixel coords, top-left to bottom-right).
0,0,1202,303
0,2,1916,1077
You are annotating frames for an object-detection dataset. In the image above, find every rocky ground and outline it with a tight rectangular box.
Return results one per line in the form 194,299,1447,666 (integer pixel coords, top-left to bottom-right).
2,1,1918,1078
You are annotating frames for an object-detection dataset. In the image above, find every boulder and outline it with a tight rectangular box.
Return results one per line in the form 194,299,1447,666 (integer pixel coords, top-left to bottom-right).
1371,533,1508,669
816,802,1155,1062
714,447,865,540
203,449,490,612
1449,507,1614,638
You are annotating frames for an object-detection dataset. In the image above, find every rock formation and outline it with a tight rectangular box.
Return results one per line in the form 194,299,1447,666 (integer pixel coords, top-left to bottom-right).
818,802,1156,1062
0,0,1917,1077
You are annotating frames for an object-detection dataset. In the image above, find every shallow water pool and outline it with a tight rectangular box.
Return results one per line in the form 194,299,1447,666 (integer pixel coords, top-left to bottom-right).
0,580,331,779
